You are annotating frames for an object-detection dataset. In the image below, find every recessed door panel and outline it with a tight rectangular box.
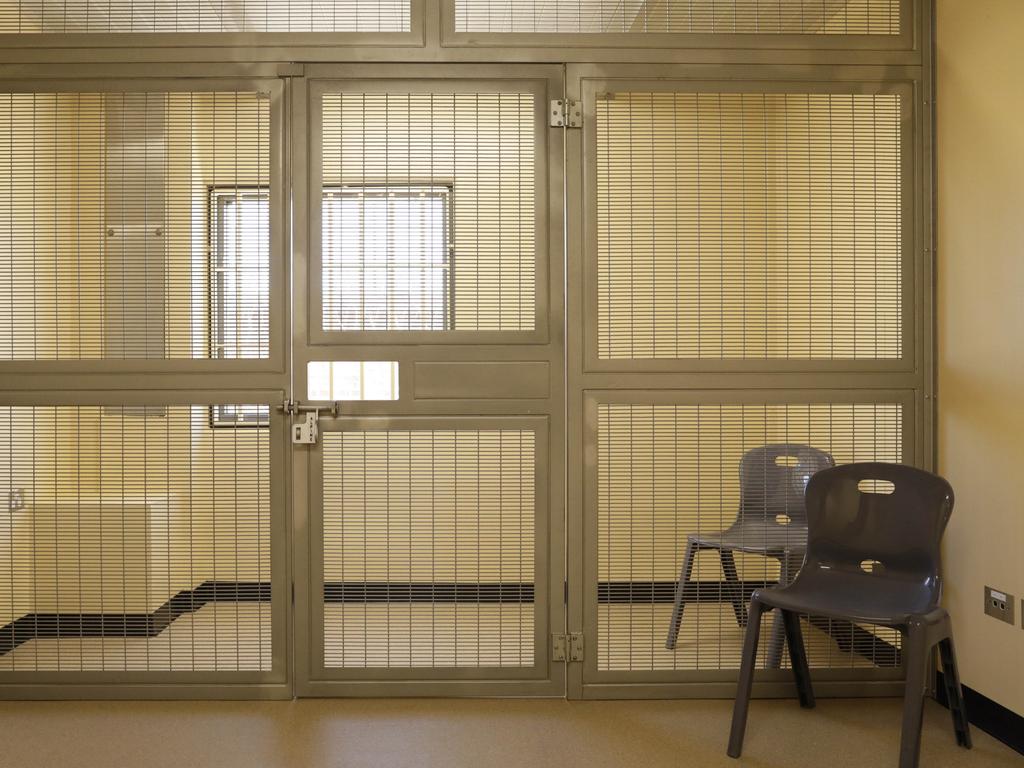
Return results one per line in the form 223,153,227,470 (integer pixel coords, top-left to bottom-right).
296,66,564,697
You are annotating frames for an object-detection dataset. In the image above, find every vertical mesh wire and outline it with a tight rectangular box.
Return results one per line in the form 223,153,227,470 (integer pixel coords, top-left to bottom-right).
0,90,270,360
455,0,900,35
595,91,902,360
322,429,535,668
320,91,536,333
0,404,272,672
0,1,410,33
596,401,903,672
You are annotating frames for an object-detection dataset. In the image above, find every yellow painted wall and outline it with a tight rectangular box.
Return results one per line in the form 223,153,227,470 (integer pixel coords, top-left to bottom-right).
937,0,1024,717
0,91,272,631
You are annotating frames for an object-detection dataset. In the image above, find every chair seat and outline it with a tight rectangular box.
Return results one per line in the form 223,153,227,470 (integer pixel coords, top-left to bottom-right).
689,521,808,555
753,565,940,627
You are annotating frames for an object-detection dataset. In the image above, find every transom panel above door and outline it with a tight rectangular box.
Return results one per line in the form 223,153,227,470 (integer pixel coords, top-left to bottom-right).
293,65,566,696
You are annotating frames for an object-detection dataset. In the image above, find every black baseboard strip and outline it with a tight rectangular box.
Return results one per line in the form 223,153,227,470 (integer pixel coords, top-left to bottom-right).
323,582,534,603
935,671,1024,756
0,580,269,656
597,579,777,603
0,578,900,672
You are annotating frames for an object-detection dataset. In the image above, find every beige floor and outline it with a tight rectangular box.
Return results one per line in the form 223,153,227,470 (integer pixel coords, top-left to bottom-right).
0,698,1018,768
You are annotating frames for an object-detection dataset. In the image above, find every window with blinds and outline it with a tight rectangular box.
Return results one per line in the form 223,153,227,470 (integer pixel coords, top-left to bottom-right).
0,0,410,33
320,91,536,333
595,401,903,673
454,0,900,35
0,90,271,361
595,90,903,361
322,429,535,668
0,405,272,672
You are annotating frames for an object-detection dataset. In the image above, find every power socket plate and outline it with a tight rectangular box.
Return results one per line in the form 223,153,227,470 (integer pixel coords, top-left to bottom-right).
984,586,1015,625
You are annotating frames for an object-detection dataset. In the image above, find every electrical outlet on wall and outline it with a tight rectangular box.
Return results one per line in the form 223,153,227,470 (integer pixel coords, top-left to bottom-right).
984,586,1015,625
7,488,25,513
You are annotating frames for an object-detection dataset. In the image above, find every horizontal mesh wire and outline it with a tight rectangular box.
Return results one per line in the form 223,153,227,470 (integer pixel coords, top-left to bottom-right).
322,429,535,668
596,91,902,360
0,0,409,33
0,91,270,361
0,405,272,672
320,91,536,333
596,402,903,672
455,0,900,34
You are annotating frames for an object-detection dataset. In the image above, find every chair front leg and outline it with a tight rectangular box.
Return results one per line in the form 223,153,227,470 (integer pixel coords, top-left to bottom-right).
665,541,697,650
898,620,931,768
728,598,767,759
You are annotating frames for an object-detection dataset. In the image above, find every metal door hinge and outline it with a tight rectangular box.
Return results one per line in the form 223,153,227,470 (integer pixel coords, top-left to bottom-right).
552,632,584,662
550,99,582,129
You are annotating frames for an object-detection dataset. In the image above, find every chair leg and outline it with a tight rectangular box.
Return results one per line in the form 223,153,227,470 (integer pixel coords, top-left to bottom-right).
727,599,767,759
665,541,696,650
765,555,799,668
720,550,748,627
938,632,972,749
781,610,815,709
898,621,931,768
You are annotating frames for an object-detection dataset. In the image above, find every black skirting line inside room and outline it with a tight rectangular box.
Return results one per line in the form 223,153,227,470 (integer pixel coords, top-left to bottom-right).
1,579,900,668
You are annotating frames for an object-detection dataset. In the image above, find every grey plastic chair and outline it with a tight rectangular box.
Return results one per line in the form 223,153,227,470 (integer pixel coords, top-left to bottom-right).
727,462,972,768
665,444,834,667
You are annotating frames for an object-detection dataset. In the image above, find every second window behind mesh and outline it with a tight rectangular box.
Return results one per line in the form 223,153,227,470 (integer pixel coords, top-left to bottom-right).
320,91,537,333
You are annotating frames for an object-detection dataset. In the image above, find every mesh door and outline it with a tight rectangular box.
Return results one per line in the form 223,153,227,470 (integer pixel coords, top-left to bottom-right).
0,1,410,33
595,90,903,361
595,400,903,673
0,404,272,672
454,0,901,35
319,90,537,333
0,90,271,361
321,428,536,669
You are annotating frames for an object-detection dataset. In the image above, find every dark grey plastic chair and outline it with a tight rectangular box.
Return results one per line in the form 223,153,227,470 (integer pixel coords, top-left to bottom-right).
665,444,834,668
727,462,972,768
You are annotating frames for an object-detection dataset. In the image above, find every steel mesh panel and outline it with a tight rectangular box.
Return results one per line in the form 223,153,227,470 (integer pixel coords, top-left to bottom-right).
596,401,903,672
455,0,900,34
0,91,270,361
320,91,536,332
0,1,410,33
0,405,272,672
322,429,535,668
595,91,902,360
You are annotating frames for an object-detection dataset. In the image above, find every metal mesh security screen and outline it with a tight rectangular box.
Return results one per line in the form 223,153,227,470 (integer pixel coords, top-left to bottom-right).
320,91,536,332
0,91,270,361
595,401,902,672
322,429,535,668
595,91,902,360
0,1,410,33
455,0,900,34
0,404,271,672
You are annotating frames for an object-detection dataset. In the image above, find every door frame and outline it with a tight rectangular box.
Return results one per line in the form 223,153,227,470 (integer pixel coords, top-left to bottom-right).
290,64,568,697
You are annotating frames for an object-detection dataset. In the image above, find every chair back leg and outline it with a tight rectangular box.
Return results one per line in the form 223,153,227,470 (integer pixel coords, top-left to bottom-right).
938,633,972,749
665,541,696,650
781,610,815,709
764,554,801,668
727,598,767,758
719,550,747,626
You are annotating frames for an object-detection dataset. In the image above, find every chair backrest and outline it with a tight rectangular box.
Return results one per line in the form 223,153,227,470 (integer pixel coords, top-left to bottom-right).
737,443,835,527
803,462,954,608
